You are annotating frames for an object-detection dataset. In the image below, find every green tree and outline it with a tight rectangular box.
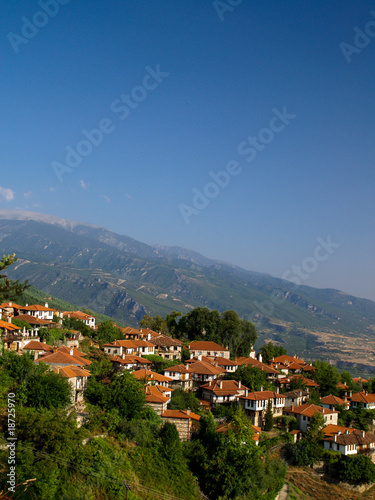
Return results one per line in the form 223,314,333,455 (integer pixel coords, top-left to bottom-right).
0,253,29,302
62,316,92,337
21,362,72,409
11,318,32,330
263,399,274,431
85,371,146,420
38,327,64,346
313,360,340,396
305,412,325,442
228,364,269,391
165,310,182,337
169,388,200,413
140,313,167,333
91,320,124,346
335,455,375,485
260,342,287,364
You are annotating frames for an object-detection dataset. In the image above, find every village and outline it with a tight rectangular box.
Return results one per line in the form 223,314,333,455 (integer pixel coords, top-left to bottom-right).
1,298,375,464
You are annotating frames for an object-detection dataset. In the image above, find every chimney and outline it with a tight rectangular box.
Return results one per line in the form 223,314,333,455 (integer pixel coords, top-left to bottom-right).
190,353,194,359
333,435,337,442
26,303,28,307
70,348,73,356
186,409,191,416
198,355,202,361
258,353,262,363
219,380,223,389
260,386,263,392
337,431,341,435
245,389,248,396
362,431,365,437
122,353,125,360
276,386,279,394
45,302,48,308
291,405,294,412
238,380,241,389
345,430,349,434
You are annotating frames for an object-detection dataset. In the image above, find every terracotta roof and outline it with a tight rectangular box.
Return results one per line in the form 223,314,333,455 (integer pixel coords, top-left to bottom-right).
0,302,23,309
52,365,91,378
57,346,87,357
22,304,54,312
351,392,375,404
201,380,248,395
35,350,92,367
104,339,154,348
110,355,151,365
14,314,55,325
207,356,238,366
283,389,309,398
273,354,305,365
279,375,319,388
323,424,354,436
323,429,375,447
0,320,20,331
164,364,190,374
353,377,370,384
286,404,338,417
132,369,173,383
321,395,346,406
63,311,95,320
301,364,315,372
236,357,280,375
188,360,226,376
150,335,183,347
240,390,286,401
188,341,229,352
336,382,349,390
144,385,170,404
161,409,201,421
23,341,53,351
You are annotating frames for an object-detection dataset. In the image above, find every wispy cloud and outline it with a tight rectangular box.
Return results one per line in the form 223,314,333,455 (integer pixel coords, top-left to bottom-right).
125,192,133,199
101,195,111,203
0,186,15,202
24,190,33,199
80,179,88,190
49,186,56,192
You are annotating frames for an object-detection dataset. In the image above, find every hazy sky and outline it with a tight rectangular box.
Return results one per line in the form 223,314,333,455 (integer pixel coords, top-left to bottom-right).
2,1,375,301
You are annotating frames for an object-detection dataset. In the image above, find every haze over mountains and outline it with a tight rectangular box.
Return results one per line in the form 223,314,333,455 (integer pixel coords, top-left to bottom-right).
0,210,374,370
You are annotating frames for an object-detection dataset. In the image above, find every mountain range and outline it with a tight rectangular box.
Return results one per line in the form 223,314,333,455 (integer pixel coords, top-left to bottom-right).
0,210,374,373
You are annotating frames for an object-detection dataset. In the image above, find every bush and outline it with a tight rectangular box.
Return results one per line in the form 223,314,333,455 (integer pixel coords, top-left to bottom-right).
335,455,375,485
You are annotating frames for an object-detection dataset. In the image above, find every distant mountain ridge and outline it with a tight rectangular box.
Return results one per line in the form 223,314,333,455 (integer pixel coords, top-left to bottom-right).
0,210,374,370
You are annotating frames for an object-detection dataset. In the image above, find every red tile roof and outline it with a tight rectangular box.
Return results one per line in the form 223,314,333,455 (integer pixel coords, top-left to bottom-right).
287,404,338,418
188,360,226,376
164,364,190,374
201,379,248,395
272,354,305,365
23,341,53,351
188,341,229,352
110,355,151,365
351,392,375,404
240,390,286,401
321,395,346,406
161,410,201,421
132,369,173,383
0,320,20,331
14,314,54,325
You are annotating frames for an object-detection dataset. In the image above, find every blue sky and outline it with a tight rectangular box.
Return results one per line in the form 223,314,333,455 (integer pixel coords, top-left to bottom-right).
1,0,375,300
